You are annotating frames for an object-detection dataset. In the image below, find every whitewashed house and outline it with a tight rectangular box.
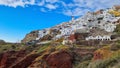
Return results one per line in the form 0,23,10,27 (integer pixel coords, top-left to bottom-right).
86,28,112,41
37,29,50,40
85,35,111,41
104,23,116,32
35,6,120,43
103,35,111,40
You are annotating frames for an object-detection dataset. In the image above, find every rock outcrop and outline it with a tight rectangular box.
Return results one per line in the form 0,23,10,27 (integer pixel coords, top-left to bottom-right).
0,50,40,68
0,50,73,68
0,50,27,68
10,54,39,68
29,51,73,68
22,30,39,43
44,51,73,68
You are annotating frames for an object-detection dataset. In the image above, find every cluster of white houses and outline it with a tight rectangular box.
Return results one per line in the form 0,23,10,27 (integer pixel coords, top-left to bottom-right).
36,28,50,40
35,5,120,43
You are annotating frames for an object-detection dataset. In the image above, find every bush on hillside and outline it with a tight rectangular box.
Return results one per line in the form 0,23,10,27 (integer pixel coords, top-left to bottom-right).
114,24,120,34
88,50,120,68
111,40,120,51
111,44,120,51
75,60,90,68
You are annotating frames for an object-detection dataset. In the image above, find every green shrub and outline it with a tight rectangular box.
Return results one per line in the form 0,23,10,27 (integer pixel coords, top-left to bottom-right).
88,50,120,68
112,62,120,68
75,60,90,68
111,44,120,51
111,40,120,51
37,45,50,53
82,54,93,61
72,52,81,65
114,24,120,35
0,43,26,53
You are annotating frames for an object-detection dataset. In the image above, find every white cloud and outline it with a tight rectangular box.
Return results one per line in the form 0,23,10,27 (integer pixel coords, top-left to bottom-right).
45,4,58,10
73,0,120,10
45,0,59,3
0,0,120,16
72,8,89,16
62,0,120,16
38,0,45,6
0,0,35,8
0,0,24,7
63,7,90,16
63,10,72,16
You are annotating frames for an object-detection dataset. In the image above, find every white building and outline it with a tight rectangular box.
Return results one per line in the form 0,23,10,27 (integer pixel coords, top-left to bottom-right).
37,29,50,39
86,35,111,41
36,6,120,42
104,23,116,32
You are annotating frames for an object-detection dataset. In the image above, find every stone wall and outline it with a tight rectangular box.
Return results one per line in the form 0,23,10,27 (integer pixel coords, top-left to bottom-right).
76,40,114,46
69,33,89,41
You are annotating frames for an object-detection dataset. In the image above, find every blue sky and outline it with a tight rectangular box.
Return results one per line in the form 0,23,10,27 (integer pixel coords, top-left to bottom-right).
0,0,120,42
0,6,70,42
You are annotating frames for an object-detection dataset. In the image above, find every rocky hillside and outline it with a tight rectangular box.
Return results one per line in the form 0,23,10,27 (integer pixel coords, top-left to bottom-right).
1,38,120,68
22,5,120,43
22,30,39,43
0,5,119,68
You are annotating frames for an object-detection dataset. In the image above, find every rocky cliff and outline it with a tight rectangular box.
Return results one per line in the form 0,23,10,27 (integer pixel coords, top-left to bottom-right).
22,30,39,43
2,5,118,68
22,5,120,43
0,38,120,68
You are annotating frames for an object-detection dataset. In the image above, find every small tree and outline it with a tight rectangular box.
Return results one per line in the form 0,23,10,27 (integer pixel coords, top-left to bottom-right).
114,24,120,35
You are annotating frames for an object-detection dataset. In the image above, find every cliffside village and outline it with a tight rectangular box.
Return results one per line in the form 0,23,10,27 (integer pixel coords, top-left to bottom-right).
22,5,120,45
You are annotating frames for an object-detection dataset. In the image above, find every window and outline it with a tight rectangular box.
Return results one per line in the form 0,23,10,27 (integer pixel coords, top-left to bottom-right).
60,28,62,29
43,31,46,33
98,21,101,24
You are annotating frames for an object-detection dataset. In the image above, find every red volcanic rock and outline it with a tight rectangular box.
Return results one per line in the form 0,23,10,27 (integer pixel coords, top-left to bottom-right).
11,54,39,68
44,51,73,68
0,50,27,68
69,34,76,42
0,50,73,68
0,53,3,62
93,47,112,61
69,33,89,43
93,52,103,60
